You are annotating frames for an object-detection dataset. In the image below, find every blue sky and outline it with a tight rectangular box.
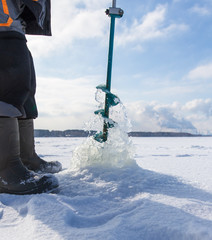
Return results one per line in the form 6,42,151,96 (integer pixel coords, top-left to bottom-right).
28,0,212,134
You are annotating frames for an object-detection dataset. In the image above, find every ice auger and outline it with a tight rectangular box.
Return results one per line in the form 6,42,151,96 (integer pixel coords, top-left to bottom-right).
94,0,124,143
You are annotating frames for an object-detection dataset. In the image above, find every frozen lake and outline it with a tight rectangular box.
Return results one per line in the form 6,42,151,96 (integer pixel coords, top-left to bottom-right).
0,137,212,240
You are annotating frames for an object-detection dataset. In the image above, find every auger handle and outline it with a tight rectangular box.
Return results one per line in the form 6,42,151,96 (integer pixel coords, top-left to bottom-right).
112,0,116,7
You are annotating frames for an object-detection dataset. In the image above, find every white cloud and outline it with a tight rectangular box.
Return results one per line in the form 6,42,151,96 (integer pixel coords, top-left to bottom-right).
27,0,109,58
116,5,188,46
125,99,212,134
190,4,211,16
26,2,188,58
125,101,196,133
34,76,100,130
183,99,212,117
34,81,212,135
182,99,212,134
187,63,212,80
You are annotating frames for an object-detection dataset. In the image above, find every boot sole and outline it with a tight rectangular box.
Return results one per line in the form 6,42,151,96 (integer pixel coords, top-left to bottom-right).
0,186,59,195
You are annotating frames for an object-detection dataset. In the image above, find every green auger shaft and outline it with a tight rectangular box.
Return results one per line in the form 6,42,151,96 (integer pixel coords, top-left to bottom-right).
102,15,115,141
102,1,124,142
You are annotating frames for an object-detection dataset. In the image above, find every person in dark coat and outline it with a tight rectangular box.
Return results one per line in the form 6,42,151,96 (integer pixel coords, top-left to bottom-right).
0,0,62,194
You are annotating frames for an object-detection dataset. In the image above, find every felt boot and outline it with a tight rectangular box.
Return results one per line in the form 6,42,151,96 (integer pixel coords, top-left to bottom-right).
0,118,59,195
18,119,62,174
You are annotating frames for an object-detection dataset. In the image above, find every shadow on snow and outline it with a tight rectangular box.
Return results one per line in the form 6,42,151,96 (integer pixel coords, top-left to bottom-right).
0,165,212,240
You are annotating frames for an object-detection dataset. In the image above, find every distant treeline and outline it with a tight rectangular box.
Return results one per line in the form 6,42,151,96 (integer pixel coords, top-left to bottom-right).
34,129,96,137
34,129,204,138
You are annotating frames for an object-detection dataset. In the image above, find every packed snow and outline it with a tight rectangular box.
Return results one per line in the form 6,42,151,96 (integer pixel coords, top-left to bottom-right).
0,135,212,240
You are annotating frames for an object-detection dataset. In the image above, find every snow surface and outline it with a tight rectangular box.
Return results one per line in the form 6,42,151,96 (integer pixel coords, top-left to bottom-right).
0,136,212,240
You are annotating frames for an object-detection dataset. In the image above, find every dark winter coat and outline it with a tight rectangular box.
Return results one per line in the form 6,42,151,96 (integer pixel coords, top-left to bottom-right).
0,0,52,118
21,0,51,36
0,0,51,36
0,31,38,118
